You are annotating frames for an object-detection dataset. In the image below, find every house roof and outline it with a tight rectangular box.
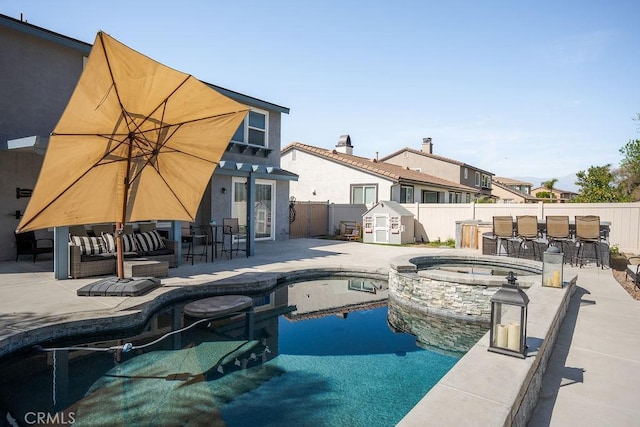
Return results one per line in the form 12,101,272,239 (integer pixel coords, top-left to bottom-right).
492,181,539,202
282,142,478,192
494,176,533,186
0,13,289,114
379,147,494,176
530,186,578,196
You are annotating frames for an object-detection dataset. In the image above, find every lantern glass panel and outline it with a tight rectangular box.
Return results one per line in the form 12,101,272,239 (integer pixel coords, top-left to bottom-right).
543,248,564,288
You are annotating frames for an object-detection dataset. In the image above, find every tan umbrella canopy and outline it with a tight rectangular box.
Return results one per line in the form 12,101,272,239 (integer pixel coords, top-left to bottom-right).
17,31,248,278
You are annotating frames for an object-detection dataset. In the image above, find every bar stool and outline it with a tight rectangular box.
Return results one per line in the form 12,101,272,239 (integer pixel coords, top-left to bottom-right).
221,218,246,259
575,215,603,268
183,224,208,265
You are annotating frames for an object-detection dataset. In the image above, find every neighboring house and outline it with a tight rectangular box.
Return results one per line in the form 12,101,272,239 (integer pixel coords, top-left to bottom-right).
530,186,578,203
0,13,294,263
379,138,494,199
491,181,539,203
281,137,478,205
493,177,533,196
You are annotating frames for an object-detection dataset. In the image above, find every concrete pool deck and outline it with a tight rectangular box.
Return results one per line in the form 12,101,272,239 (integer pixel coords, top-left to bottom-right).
1,238,639,426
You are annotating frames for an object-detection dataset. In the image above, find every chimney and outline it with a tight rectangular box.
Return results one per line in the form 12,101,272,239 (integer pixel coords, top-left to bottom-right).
336,134,353,155
422,137,433,154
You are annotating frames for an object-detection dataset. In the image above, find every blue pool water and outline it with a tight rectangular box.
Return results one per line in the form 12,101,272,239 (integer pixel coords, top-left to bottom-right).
221,307,459,426
0,277,475,426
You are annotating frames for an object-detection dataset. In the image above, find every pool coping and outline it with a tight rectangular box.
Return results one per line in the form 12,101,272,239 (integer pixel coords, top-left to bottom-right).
391,253,577,427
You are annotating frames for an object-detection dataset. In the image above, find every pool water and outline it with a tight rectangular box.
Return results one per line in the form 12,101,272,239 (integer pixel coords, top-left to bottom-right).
426,263,536,276
0,277,470,426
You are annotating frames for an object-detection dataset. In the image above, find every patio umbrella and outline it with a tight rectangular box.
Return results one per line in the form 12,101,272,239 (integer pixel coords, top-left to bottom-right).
16,31,248,278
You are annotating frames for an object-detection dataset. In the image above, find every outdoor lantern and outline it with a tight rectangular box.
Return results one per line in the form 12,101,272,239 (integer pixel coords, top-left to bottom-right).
542,245,564,288
488,271,529,359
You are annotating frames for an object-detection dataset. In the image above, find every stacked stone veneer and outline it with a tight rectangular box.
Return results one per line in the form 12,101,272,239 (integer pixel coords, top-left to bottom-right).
387,299,488,357
389,254,542,323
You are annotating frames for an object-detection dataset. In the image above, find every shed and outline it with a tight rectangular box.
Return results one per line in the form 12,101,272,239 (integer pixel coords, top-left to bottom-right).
362,201,415,245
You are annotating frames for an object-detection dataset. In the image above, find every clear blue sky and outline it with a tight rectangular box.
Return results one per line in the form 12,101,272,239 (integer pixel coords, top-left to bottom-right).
3,0,639,180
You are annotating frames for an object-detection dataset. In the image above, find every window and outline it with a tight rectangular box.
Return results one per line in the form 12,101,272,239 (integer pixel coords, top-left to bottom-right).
449,192,463,203
481,174,492,189
351,185,377,204
422,190,442,203
475,172,481,187
231,108,268,147
464,168,468,179
400,185,414,203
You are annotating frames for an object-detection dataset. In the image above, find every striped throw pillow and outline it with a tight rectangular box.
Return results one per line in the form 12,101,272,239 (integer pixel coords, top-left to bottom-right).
135,230,166,252
102,232,138,253
70,235,106,255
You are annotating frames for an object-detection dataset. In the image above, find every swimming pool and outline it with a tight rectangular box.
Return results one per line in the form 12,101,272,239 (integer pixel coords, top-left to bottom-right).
0,276,480,426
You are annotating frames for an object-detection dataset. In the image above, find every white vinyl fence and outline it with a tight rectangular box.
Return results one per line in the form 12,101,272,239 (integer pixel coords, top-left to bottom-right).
327,202,640,253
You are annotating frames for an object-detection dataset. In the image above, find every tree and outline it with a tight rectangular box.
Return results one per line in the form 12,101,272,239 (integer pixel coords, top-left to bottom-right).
616,113,640,201
571,164,631,203
617,139,640,201
537,178,558,202
542,178,558,191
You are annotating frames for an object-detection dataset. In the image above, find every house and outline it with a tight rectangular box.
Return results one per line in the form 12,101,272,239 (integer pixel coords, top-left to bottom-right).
491,181,539,204
0,13,295,265
281,137,478,205
530,186,578,203
493,177,533,196
491,177,538,203
379,138,494,199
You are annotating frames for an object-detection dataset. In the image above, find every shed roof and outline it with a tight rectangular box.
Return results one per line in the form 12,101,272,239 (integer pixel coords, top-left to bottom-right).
364,200,414,217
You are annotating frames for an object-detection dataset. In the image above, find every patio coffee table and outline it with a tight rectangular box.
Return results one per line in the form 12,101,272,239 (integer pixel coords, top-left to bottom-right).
124,259,169,278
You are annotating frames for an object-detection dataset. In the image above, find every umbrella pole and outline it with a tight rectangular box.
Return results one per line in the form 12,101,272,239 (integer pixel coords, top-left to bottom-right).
116,222,124,280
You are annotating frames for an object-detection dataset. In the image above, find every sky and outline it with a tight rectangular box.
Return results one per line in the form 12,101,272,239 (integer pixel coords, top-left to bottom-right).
2,0,639,181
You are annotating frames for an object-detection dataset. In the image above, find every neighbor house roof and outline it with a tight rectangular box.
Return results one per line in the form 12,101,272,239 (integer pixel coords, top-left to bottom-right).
379,147,494,176
492,180,539,202
282,142,477,192
530,186,578,196
493,177,533,187
0,13,289,114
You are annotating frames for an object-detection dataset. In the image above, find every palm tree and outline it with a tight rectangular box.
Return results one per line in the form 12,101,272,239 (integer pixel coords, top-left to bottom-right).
538,178,558,202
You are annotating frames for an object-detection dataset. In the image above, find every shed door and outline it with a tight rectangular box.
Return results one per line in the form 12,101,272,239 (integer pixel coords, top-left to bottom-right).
374,214,389,243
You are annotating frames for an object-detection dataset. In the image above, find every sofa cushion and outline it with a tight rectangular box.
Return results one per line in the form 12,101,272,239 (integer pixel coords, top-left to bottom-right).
70,235,106,255
102,232,137,253
138,247,174,257
80,252,116,262
135,230,166,252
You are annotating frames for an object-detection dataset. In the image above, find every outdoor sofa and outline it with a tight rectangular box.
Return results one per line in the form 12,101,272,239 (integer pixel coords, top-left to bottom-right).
68,229,178,279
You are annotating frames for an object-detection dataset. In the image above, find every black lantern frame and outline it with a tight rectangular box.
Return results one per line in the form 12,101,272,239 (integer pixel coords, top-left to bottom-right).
488,271,529,358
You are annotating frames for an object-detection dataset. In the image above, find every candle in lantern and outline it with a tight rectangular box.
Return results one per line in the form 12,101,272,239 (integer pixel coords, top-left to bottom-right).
507,323,521,351
552,270,561,287
496,324,508,348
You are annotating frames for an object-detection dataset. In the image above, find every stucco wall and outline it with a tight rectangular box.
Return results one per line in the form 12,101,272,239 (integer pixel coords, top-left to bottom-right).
282,149,394,204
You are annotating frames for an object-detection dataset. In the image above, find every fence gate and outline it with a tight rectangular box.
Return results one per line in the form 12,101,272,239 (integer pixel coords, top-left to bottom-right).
289,201,329,238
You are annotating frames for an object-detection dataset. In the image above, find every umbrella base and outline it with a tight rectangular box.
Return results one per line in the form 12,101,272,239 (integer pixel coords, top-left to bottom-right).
77,276,161,297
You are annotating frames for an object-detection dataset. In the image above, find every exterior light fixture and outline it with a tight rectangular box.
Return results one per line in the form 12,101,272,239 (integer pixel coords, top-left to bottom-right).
488,271,529,359
542,245,564,288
